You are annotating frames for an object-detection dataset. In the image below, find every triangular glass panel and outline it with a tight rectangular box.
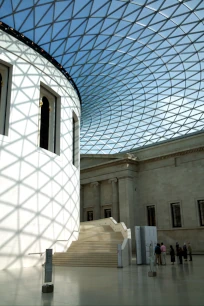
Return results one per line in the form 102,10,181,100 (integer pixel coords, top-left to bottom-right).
65,36,82,53
13,10,31,30
115,22,132,37
86,21,104,34
107,35,123,49
75,2,92,18
20,12,34,32
52,40,66,57
74,51,90,64
52,21,70,40
35,25,50,44
108,2,127,19
81,63,94,75
128,23,143,37
81,35,96,50
86,17,103,32
73,0,90,16
11,0,21,10
172,13,191,24
35,3,52,25
70,19,87,35
0,14,14,28
124,5,142,22
91,1,110,17
50,39,65,55
54,1,72,19
88,49,103,62
160,5,178,18
17,1,34,11
37,26,52,45
137,8,154,26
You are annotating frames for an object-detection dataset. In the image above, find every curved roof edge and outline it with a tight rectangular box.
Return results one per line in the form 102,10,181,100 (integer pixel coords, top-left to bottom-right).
0,21,81,105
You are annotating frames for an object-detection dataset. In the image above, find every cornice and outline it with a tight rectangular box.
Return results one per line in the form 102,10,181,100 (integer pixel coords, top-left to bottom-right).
140,146,204,164
81,158,138,173
81,146,204,172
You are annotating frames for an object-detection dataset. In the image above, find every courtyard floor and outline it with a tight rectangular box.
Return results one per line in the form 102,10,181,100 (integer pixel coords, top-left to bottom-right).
0,255,203,306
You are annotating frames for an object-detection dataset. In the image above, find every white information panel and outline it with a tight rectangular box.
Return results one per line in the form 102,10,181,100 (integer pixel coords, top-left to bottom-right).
135,226,157,265
135,226,142,265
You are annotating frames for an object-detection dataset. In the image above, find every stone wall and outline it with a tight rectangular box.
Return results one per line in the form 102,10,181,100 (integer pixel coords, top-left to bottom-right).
81,133,204,253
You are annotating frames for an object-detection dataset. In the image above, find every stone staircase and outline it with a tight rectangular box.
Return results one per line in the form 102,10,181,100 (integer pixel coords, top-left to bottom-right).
53,223,123,267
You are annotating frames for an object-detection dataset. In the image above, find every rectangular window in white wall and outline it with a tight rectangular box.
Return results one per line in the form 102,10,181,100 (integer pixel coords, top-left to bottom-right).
39,86,60,155
72,112,79,167
0,62,11,136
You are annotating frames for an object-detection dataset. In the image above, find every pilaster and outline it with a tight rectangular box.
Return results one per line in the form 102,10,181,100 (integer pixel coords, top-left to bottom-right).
109,178,119,222
90,181,100,220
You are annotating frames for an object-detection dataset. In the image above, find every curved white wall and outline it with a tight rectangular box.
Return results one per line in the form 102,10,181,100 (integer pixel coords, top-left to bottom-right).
0,30,80,269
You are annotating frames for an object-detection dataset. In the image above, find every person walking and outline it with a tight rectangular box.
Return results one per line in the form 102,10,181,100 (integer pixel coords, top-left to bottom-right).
178,246,183,264
154,243,162,265
161,242,167,265
176,242,179,263
170,245,175,265
188,242,192,261
183,243,188,261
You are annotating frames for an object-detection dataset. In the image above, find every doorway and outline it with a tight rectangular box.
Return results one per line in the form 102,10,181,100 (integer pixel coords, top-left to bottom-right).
104,208,111,218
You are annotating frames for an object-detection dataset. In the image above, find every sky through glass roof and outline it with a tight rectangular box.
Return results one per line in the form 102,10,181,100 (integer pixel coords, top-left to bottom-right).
0,0,203,154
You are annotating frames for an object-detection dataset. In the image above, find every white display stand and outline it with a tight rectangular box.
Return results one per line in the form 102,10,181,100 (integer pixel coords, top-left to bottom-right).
135,226,157,265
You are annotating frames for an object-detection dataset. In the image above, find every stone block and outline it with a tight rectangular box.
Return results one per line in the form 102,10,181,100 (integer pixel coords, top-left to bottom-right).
42,284,54,293
148,271,157,277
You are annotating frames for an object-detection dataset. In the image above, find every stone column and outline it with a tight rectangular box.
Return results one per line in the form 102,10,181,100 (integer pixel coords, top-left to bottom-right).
80,185,84,222
118,176,134,228
90,182,100,220
109,178,119,222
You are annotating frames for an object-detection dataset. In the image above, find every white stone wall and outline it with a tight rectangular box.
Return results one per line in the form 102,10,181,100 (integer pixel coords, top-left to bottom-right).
0,30,80,269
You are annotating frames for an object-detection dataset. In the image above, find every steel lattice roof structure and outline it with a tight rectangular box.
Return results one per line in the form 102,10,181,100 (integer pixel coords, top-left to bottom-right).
0,0,203,154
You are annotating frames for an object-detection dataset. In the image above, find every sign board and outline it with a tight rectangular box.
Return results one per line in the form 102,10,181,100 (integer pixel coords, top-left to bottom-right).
44,249,52,283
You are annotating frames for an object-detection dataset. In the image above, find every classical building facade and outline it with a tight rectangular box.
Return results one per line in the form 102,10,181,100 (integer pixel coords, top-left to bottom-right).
81,133,204,253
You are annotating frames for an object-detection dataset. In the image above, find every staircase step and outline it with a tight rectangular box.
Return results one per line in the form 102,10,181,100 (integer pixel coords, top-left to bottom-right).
53,223,122,268
80,225,113,232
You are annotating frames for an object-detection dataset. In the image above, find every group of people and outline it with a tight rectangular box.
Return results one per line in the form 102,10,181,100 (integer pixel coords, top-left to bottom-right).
154,242,192,265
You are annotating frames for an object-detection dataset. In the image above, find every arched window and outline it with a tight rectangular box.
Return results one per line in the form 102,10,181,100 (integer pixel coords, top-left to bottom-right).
40,96,49,150
39,86,60,154
0,62,11,136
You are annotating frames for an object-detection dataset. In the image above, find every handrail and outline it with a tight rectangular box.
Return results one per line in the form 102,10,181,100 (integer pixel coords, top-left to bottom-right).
27,230,79,255
81,218,131,239
28,252,44,255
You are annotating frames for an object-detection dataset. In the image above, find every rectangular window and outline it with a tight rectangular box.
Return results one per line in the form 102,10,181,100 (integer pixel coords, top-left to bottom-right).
171,203,182,228
87,211,93,221
0,62,11,136
147,205,156,226
39,86,60,154
72,112,79,167
198,200,204,226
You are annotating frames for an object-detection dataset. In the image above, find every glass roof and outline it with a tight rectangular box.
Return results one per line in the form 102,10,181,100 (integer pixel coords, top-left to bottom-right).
0,0,203,154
